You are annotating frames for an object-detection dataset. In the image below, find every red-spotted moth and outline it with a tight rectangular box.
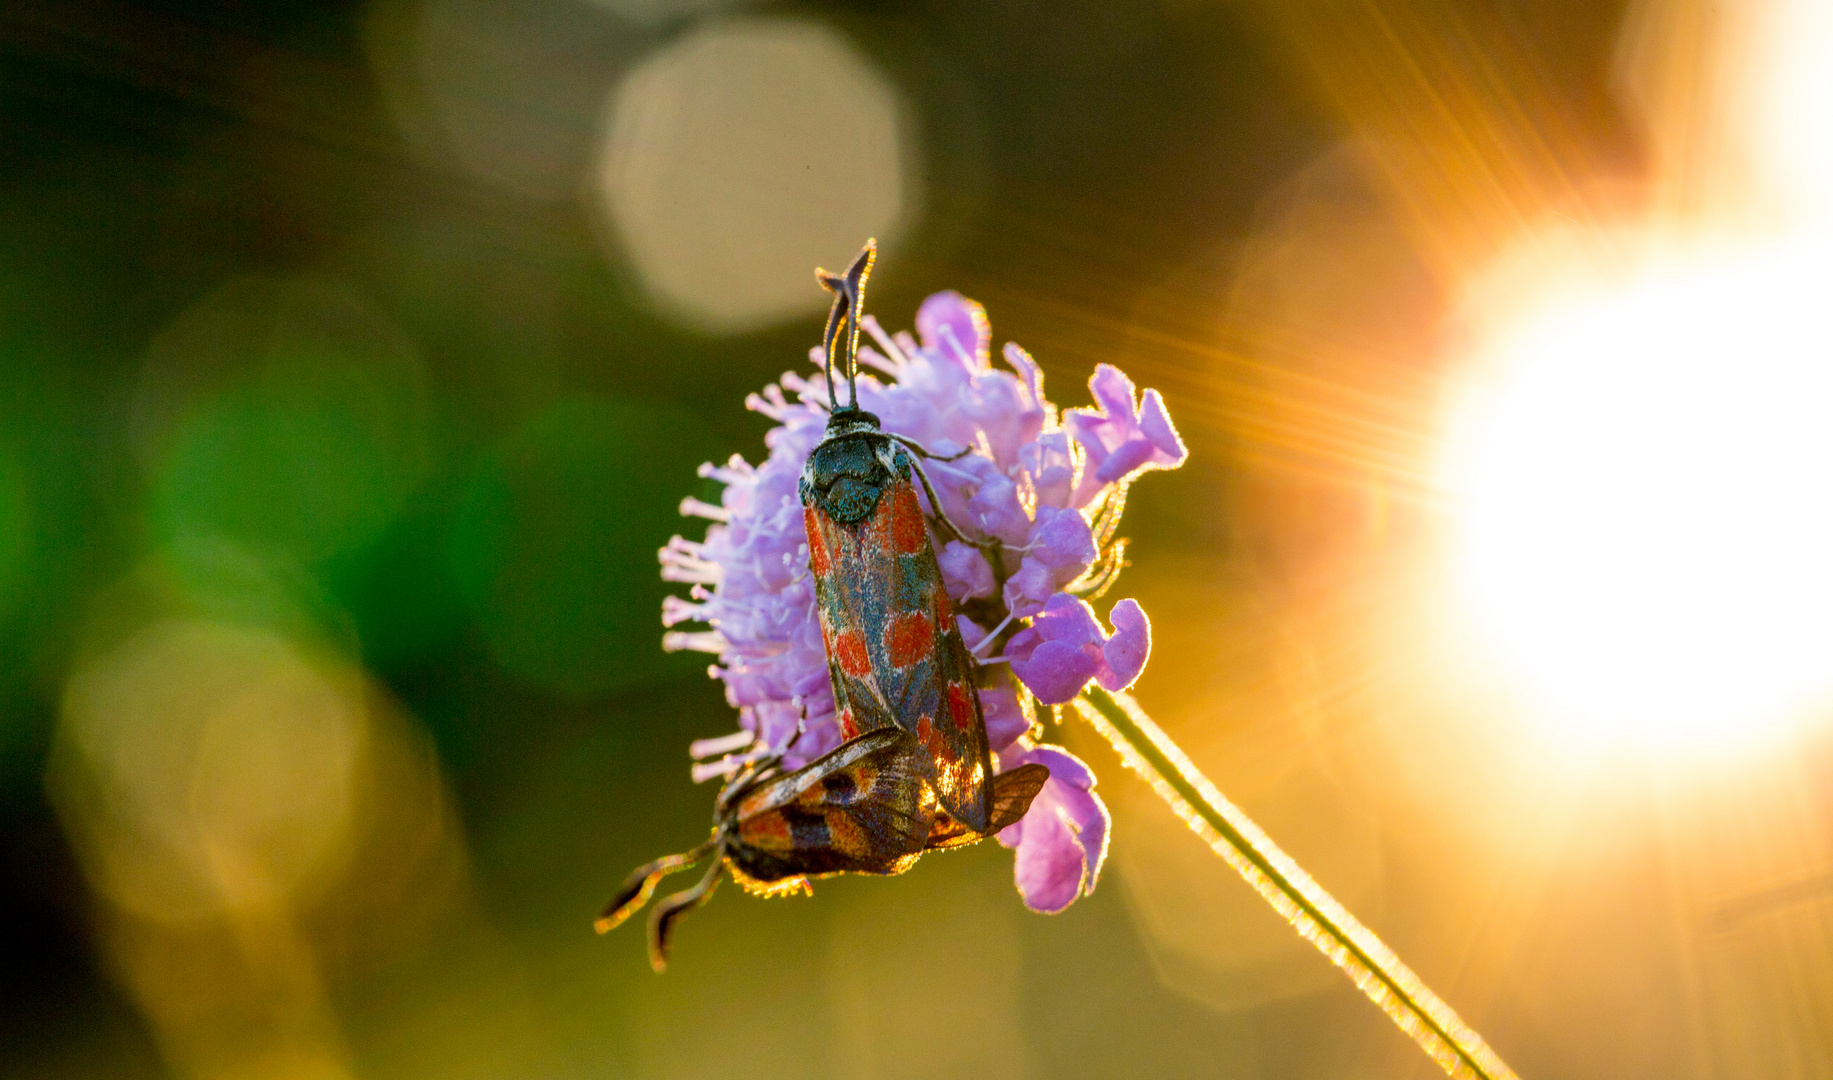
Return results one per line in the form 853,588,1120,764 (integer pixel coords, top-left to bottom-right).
599,242,1047,970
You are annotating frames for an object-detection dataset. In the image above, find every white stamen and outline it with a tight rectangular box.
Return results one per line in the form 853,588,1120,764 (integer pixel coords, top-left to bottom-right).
660,536,722,584
690,730,757,759
744,391,785,420
937,323,981,371
663,630,728,654
662,595,711,627
698,457,754,485
856,345,900,377
782,370,832,408
691,758,742,783
969,612,1017,656
861,314,911,368
679,496,731,522
690,744,778,783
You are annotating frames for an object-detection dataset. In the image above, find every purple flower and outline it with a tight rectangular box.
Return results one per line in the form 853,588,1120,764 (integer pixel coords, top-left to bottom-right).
660,289,1183,910
1065,364,1187,508
996,743,1109,912
1004,594,1152,705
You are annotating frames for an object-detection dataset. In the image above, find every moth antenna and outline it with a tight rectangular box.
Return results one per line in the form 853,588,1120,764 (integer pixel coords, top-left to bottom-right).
595,840,715,934
845,241,875,410
817,241,876,411
647,856,725,972
816,268,848,412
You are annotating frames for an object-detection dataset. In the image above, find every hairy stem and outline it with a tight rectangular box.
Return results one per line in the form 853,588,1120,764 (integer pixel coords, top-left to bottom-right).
1074,686,1520,1080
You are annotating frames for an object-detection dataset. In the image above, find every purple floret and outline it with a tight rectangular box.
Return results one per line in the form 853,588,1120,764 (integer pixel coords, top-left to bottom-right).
1004,593,1153,705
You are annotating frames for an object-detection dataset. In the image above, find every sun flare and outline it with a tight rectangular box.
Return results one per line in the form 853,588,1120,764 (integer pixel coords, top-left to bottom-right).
1443,236,1833,749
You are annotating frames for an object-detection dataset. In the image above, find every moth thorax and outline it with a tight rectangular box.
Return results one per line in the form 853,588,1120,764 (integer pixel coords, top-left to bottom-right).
823,477,880,523
805,431,892,525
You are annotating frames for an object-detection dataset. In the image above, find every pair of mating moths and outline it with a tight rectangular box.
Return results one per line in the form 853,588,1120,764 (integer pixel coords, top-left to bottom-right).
598,244,1050,970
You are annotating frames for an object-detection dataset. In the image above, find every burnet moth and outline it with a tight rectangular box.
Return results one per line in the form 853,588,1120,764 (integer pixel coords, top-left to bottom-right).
599,242,1048,971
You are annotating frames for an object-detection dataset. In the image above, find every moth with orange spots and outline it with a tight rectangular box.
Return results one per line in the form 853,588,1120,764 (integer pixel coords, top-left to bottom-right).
598,728,1047,970
798,242,1002,836
599,242,1050,970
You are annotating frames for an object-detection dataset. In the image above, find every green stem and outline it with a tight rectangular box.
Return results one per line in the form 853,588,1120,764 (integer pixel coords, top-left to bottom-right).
1075,686,1520,1080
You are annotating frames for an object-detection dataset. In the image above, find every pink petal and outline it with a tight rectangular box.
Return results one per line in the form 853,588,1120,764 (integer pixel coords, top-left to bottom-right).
1020,744,1095,789
1009,805,1086,913
1138,388,1187,463
1028,506,1098,571
1092,436,1157,483
1003,341,1046,405
916,291,991,369
1030,591,1104,648
1097,599,1151,691
980,684,1031,750
1068,787,1108,890
1010,639,1099,704
1086,363,1138,424
938,540,996,600
1001,558,1058,618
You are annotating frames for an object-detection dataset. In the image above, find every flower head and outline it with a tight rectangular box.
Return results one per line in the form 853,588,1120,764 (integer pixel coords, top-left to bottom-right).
660,288,1184,911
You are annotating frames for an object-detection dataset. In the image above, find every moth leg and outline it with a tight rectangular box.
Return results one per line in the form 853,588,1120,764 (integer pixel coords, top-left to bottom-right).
887,432,975,463
647,857,725,972
903,454,978,546
596,839,716,934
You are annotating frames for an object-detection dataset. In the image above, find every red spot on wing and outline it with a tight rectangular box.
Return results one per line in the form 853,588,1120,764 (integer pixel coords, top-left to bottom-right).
741,811,792,849
947,681,976,732
934,585,952,626
835,630,871,677
885,611,934,669
916,714,953,763
890,487,926,555
838,708,858,741
805,508,831,576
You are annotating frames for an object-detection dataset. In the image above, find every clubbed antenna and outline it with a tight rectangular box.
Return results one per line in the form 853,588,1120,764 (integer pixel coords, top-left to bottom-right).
647,859,724,972
595,841,714,934
815,240,877,412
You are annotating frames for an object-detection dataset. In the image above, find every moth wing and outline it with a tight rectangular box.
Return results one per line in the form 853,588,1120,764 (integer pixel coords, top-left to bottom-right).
925,762,1051,851
731,729,930,880
804,442,994,831
868,460,993,831
909,605,995,832
805,504,900,740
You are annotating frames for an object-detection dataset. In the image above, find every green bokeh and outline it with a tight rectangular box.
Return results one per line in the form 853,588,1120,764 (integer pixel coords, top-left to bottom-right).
449,397,721,696
0,443,30,615
144,279,433,574
154,388,408,565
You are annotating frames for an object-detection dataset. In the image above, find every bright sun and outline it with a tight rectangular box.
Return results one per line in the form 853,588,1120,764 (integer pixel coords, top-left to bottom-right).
1443,237,1833,749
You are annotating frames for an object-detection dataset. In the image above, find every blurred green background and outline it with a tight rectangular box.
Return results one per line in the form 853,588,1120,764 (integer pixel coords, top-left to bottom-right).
6,2,1833,1079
